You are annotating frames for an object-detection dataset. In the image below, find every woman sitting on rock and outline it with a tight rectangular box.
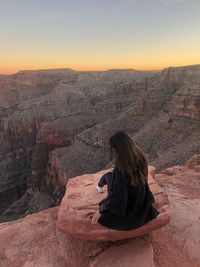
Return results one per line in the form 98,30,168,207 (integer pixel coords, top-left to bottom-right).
91,130,159,230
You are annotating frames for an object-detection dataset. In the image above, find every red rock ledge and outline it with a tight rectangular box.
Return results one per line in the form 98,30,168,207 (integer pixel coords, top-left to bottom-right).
57,166,170,241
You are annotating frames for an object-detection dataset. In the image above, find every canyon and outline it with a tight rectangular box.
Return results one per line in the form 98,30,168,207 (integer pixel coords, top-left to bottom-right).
0,65,200,222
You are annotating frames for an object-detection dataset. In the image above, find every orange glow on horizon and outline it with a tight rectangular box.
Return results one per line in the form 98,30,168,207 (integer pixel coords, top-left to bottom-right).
1,60,200,75
1,36,200,74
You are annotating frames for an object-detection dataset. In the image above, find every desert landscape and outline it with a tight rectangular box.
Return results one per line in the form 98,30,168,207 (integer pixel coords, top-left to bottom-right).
0,65,200,222
1,0,200,265
0,64,200,266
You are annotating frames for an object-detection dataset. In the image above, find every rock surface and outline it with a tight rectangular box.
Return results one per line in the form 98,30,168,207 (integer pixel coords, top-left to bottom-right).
0,159,199,266
151,159,200,267
90,237,154,267
57,166,170,241
0,207,154,267
0,207,104,267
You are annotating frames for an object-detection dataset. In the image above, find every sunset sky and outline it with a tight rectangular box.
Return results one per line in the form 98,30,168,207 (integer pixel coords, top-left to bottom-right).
1,0,200,74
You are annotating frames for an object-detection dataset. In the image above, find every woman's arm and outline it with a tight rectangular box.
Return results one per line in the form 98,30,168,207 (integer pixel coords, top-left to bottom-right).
97,171,113,192
98,171,113,187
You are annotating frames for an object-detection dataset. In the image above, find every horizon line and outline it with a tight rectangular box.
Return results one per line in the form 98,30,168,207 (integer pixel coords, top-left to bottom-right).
1,63,200,75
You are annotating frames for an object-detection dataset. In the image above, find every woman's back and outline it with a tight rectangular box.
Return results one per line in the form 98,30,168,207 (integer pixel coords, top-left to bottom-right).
126,181,146,215
98,167,159,230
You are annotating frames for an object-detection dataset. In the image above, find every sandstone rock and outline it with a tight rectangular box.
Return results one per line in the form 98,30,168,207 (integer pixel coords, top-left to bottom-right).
0,160,199,267
160,165,183,175
90,238,154,267
160,167,175,175
185,154,200,169
195,165,200,172
152,165,200,267
0,207,154,267
57,166,170,241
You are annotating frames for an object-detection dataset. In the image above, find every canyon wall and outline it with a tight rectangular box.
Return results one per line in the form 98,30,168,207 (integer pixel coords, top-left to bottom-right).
0,65,200,222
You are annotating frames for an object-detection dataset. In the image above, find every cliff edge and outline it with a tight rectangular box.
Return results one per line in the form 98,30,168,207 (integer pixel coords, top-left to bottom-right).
0,155,199,267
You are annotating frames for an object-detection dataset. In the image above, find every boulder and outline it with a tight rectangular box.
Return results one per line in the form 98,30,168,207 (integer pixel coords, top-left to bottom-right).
152,165,200,267
57,166,170,241
160,167,175,176
0,207,155,267
0,207,109,267
90,237,154,267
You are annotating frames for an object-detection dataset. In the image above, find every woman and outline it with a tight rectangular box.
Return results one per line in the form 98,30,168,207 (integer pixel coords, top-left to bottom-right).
91,130,159,230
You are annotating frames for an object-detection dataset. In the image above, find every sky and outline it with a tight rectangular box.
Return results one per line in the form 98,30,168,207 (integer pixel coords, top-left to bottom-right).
0,0,200,73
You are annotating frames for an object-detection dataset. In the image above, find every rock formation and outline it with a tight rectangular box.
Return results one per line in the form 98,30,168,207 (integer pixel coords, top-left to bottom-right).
0,157,199,267
90,238,154,267
57,166,170,241
0,206,155,267
151,155,200,267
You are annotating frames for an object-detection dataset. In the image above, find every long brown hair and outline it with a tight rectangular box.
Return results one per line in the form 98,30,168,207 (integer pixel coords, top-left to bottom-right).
109,130,148,186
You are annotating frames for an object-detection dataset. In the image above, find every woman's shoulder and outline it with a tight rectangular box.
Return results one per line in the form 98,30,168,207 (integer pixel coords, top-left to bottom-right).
105,169,114,177
101,169,114,181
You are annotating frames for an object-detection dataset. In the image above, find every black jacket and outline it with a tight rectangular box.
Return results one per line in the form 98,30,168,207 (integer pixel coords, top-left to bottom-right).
98,167,159,230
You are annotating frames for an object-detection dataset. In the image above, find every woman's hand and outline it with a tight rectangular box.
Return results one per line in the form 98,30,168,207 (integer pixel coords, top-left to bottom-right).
91,210,101,224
